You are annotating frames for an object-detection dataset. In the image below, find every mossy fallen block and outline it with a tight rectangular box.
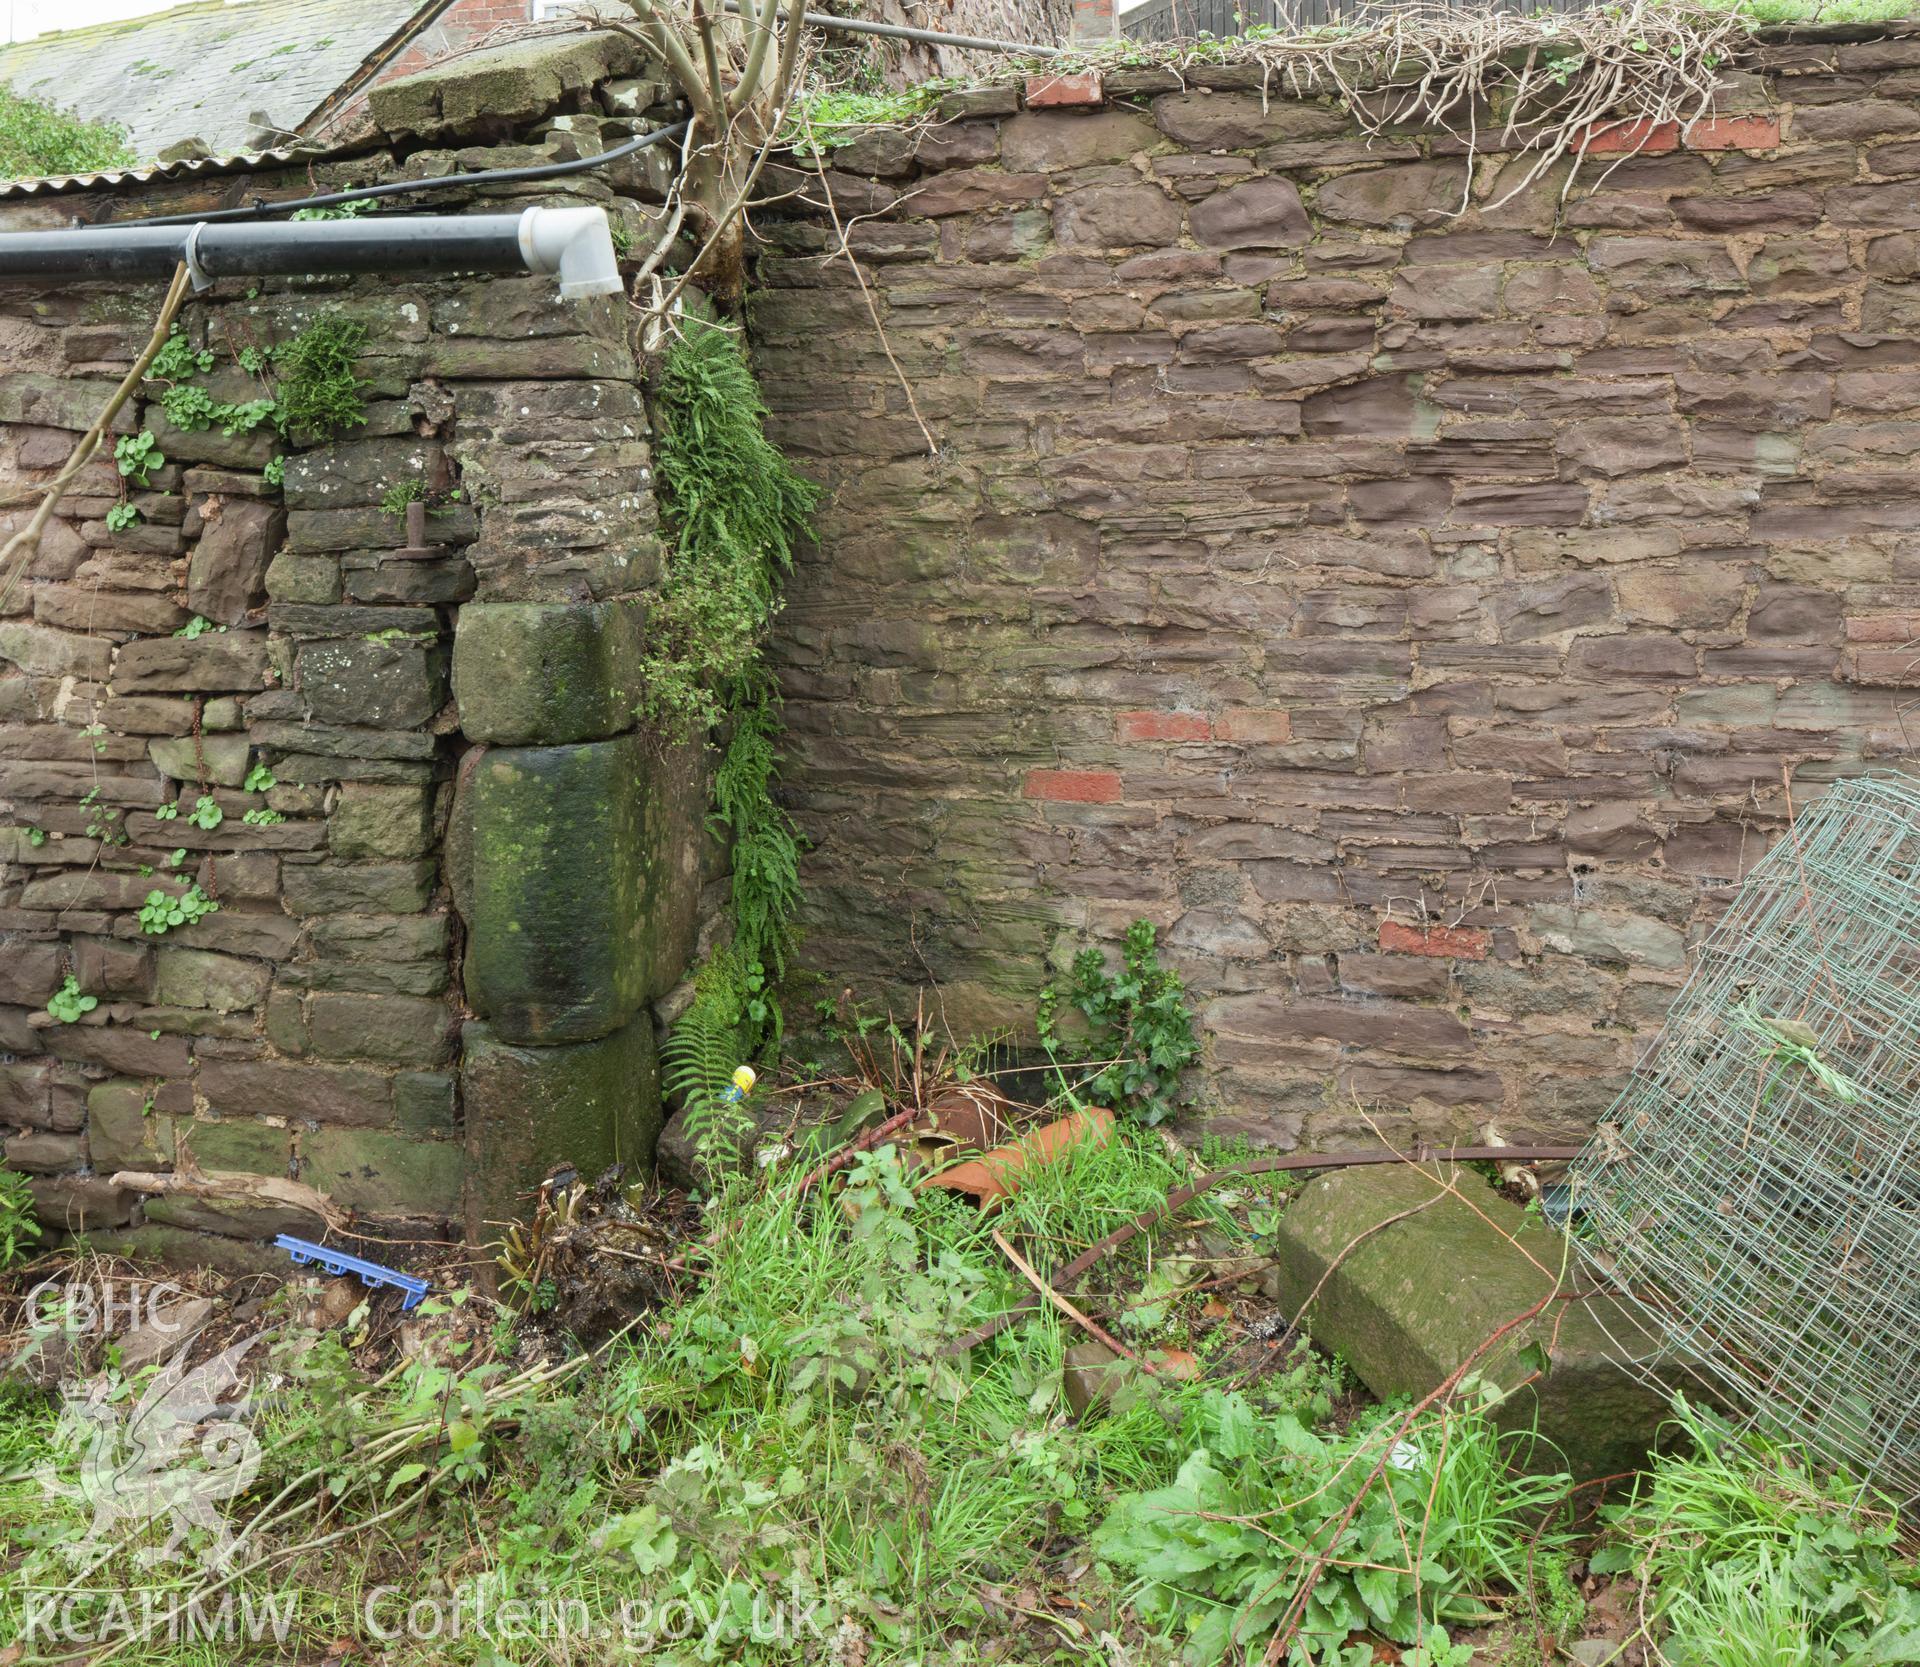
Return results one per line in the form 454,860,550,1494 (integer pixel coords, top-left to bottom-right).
461,1013,660,1240
448,735,702,1044
452,600,644,746
1268,1165,1689,1482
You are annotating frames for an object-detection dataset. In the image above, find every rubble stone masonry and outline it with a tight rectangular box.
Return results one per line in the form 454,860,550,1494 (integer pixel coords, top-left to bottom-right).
0,31,702,1268
750,29,1920,1150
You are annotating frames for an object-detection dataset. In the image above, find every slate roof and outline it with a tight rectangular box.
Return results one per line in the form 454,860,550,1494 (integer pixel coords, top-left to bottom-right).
0,0,443,161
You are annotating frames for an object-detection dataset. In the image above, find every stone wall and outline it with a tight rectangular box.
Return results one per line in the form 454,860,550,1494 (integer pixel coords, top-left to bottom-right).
0,32,702,1270
750,31,1920,1150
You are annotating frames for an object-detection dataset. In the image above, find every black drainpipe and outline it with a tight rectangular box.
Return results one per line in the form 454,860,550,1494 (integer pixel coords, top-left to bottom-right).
0,206,626,298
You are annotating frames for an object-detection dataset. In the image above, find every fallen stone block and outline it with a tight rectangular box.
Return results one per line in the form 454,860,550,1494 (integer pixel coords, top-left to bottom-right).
1267,1165,1689,1481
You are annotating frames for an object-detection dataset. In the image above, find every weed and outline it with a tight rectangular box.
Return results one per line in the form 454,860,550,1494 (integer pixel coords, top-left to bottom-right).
642,314,818,737
113,430,163,485
661,946,759,1176
262,455,286,488
173,614,221,639
1594,1398,1920,1665
138,883,217,936
289,198,374,222
0,1167,38,1266
159,380,218,431
242,807,285,826
104,502,139,533
0,88,132,180
244,762,275,793
712,680,802,991
1094,1389,1574,1665
187,794,223,831
274,312,370,441
45,976,97,1024
651,317,816,1089
783,82,959,156
1040,918,1201,1125
150,325,214,380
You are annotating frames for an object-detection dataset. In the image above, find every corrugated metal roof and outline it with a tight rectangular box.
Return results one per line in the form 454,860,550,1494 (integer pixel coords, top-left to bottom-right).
0,141,364,202
0,0,438,161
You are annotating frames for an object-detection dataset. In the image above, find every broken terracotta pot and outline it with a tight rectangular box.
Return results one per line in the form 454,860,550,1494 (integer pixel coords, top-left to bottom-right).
915,1106,1115,1207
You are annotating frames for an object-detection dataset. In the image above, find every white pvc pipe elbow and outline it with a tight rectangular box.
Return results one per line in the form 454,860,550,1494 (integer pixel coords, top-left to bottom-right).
517,205,623,300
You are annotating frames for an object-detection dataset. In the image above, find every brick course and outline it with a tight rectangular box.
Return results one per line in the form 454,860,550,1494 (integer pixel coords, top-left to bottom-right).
751,38,1920,1147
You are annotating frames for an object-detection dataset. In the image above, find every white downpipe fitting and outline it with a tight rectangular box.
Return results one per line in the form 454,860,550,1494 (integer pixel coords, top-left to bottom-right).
517,205,624,300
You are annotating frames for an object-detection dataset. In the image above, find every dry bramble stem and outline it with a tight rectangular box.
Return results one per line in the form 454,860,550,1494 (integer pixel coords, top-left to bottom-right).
1187,0,1750,208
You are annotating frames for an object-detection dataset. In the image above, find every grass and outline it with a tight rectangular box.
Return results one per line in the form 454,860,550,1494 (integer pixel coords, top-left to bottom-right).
6,1132,1918,1665
1594,1398,1920,1667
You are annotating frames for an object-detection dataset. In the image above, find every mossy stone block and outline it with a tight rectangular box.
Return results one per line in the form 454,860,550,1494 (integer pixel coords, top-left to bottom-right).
452,600,644,746
448,735,702,1044
302,1127,463,1218
181,1117,290,1177
1268,1166,1690,1482
461,1012,659,1239
87,1079,173,1174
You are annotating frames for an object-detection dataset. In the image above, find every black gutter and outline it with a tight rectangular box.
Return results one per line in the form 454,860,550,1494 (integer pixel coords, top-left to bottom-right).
101,119,691,229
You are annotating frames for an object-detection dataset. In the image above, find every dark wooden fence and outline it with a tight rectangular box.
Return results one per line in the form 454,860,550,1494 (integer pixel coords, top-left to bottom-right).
1123,0,1583,39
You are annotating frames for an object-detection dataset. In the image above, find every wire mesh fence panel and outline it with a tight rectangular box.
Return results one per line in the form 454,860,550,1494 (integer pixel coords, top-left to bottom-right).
1123,0,1588,40
1568,774,1920,1504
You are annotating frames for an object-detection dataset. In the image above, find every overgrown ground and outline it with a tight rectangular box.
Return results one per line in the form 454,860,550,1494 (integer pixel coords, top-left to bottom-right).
2,1086,1916,1667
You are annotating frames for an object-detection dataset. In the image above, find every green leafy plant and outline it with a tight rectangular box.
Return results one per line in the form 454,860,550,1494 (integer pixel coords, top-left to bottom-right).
1594,1399,1920,1666
113,430,163,485
273,312,369,441
1039,919,1200,1125
0,88,133,181
641,315,818,737
1094,1391,1571,1666
104,502,140,534
138,884,218,936
783,82,958,157
651,318,817,1083
159,381,218,432
0,1166,40,1267
242,807,285,826
80,788,126,847
45,976,97,1025
289,198,374,222
154,799,178,821
187,795,223,831
173,614,220,639
151,325,215,381
661,948,759,1177
243,762,276,794
378,479,429,518
262,455,286,488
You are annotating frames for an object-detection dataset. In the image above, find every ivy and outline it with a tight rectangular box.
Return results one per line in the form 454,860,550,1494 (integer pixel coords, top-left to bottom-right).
1039,919,1200,1127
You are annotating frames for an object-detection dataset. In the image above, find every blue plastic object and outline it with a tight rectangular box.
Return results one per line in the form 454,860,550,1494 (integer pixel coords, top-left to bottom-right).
273,1235,430,1310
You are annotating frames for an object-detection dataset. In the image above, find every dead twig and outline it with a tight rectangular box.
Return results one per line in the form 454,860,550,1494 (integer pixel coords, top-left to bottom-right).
991,1226,1158,1374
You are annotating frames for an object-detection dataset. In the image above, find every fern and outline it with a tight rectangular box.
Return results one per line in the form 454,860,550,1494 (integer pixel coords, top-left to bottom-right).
648,315,816,1061
663,949,756,1175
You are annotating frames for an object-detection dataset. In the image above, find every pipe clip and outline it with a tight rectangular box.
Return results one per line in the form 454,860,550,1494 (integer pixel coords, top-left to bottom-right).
182,223,214,293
